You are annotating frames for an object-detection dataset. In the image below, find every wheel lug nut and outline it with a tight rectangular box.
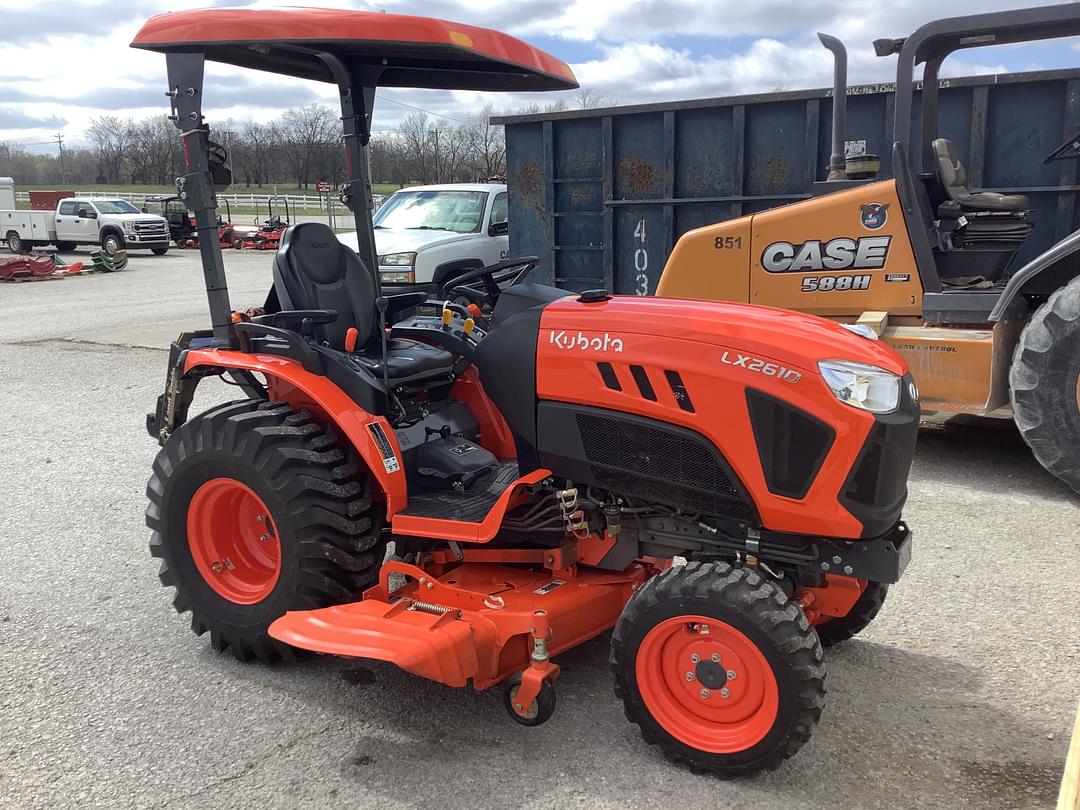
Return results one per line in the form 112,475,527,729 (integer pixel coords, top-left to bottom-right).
211,561,223,573
699,688,709,699
690,653,700,664
259,533,269,542
727,670,736,680
685,671,694,682
256,514,265,522
721,687,731,699
711,653,720,663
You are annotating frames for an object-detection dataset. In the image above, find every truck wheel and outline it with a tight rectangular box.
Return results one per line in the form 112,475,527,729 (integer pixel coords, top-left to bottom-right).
146,399,386,663
7,231,23,254
101,232,124,256
611,562,825,777
1011,274,1080,491
151,247,169,256
814,581,888,648
55,241,77,252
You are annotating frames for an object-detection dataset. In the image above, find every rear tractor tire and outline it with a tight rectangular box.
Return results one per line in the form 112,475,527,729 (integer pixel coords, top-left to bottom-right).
611,562,825,777
1011,274,1080,491
146,399,386,663
814,581,888,648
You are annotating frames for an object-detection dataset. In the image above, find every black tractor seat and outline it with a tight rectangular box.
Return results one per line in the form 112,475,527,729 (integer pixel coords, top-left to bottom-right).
272,222,456,385
933,138,1029,212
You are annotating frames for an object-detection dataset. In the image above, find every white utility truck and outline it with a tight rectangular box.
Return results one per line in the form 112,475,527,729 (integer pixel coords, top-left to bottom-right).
337,183,509,292
0,181,170,256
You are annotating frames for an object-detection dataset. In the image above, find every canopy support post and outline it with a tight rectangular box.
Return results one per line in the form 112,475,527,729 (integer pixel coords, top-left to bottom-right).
165,51,235,349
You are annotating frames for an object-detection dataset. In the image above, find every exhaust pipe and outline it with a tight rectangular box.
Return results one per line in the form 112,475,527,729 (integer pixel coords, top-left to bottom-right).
818,32,847,182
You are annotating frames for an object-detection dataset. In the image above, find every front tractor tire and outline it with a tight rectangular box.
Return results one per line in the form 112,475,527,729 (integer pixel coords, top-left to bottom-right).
611,562,825,777
1011,274,1080,491
146,400,385,663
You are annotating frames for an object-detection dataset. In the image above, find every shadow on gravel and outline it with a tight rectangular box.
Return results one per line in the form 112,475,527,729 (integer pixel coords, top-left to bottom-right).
913,417,1077,503
234,625,1062,809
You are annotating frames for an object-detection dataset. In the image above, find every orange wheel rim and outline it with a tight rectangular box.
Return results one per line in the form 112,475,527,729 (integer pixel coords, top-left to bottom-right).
187,478,281,605
635,615,779,753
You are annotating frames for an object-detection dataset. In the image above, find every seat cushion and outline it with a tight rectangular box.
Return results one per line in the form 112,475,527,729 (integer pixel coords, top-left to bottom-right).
354,338,456,383
962,191,1029,212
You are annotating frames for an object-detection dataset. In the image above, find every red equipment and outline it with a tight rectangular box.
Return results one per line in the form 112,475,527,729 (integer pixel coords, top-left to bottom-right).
134,8,917,777
234,198,289,250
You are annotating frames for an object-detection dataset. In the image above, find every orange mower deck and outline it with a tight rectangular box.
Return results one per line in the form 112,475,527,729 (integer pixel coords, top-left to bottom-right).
270,557,650,691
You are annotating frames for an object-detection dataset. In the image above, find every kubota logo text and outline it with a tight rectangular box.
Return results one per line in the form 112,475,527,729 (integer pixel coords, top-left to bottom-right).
549,330,624,353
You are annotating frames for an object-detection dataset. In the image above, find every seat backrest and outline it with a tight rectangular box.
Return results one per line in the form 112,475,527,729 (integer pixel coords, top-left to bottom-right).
273,222,376,350
933,138,970,201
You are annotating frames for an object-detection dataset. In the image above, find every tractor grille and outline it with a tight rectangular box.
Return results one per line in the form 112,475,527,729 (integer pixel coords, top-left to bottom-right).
574,411,754,521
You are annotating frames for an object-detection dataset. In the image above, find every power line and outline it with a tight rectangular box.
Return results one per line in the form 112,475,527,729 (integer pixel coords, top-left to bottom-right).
376,94,472,125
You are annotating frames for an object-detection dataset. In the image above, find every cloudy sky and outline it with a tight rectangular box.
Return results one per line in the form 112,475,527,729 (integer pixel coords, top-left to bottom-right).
4,0,1080,152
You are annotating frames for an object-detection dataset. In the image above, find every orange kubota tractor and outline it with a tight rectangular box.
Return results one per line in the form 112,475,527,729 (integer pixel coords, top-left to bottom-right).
658,4,1080,492
134,7,918,776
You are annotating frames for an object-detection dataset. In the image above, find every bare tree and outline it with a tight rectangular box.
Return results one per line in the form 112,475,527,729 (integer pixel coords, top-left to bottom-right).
281,104,338,188
88,116,135,184
399,111,432,183
127,115,177,185
466,105,506,180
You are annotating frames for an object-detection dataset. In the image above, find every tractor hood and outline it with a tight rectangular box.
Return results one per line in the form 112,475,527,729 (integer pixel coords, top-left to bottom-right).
337,227,474,258
540,295,910,377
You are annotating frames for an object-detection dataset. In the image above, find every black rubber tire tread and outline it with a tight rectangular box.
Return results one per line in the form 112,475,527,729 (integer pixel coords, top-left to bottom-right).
146,399,385,664
151,247,169,256
1010,274,1080,491
610,561,825,777
814,581,888,648
56,241,77,252
502,672,557,726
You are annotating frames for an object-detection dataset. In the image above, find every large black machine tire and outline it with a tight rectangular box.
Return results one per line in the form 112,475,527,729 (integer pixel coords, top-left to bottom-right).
1011,274,1080,491
610,562,825,777
814,581,888,648
146,400,386,663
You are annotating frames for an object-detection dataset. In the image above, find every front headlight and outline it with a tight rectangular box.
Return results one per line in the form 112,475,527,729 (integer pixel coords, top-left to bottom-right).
378,252,416,267
380,270,415,283
122,222,136,234
818,360,900,413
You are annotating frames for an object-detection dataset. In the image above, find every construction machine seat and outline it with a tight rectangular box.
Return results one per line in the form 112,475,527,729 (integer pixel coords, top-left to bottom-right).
933,138,1029,212
273,222,455,383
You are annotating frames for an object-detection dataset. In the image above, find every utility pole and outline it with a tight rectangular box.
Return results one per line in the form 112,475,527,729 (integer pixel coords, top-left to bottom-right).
54,133,67,184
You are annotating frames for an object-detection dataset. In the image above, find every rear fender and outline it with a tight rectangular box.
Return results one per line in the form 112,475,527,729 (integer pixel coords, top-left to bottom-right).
183,348,408,512
990,228,1080,321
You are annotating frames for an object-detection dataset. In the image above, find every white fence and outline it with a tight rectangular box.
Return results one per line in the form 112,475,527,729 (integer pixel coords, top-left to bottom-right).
11,190,372,212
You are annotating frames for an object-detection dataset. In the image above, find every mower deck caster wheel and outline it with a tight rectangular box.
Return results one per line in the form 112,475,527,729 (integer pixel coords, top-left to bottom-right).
502,673,556,726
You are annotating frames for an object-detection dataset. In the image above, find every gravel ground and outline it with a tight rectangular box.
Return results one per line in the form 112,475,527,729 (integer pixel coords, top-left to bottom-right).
0,249,1077,809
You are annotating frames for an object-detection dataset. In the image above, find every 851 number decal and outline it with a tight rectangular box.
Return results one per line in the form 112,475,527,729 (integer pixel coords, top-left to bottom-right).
801,274,871,292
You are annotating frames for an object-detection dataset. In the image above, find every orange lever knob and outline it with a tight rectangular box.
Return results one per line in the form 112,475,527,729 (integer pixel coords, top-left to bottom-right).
345,326,358,353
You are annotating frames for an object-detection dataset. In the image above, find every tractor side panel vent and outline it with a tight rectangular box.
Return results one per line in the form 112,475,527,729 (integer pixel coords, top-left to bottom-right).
664,370,695,412
629,365,658,401
597,361,621,391
535,403,757,523
745,389,835,500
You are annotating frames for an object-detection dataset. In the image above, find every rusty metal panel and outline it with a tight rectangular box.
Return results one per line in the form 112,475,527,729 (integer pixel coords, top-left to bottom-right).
500,69,1080,294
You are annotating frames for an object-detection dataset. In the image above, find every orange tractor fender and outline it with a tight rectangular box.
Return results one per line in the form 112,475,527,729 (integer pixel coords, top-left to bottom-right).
183,348,407,512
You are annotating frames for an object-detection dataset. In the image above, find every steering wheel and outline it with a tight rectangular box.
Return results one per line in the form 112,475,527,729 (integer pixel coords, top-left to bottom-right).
442,257,538,309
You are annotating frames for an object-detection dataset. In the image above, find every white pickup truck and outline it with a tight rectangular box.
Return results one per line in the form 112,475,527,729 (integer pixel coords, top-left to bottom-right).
337,183,509,292
1,193,171,256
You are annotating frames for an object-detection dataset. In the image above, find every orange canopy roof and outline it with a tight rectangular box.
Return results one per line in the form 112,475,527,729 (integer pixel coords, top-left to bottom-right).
131,7,578,92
